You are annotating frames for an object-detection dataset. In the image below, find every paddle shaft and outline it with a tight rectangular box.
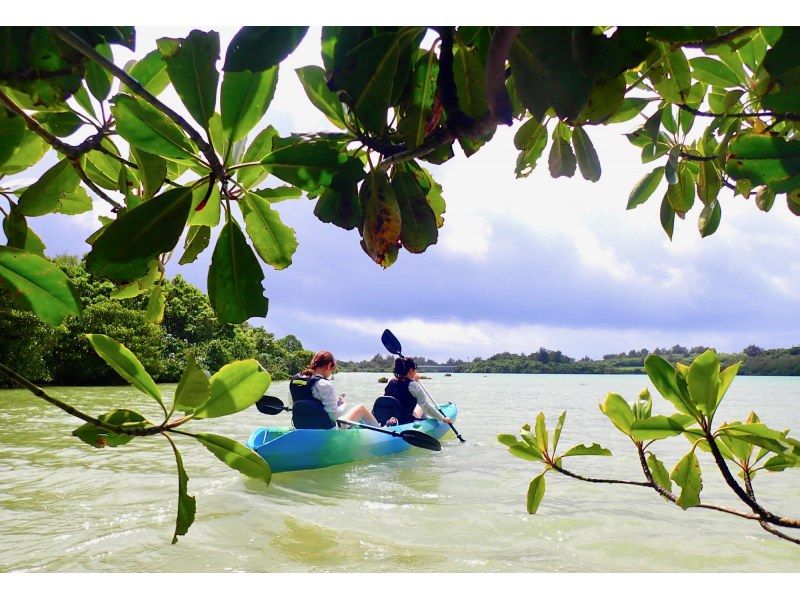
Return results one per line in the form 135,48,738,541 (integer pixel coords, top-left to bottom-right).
417,380,466,443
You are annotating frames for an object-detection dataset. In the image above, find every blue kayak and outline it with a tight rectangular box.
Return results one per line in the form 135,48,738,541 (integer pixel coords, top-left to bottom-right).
246,402,458,473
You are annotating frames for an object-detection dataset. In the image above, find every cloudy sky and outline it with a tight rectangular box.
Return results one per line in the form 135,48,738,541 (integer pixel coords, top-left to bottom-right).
9,23,800,361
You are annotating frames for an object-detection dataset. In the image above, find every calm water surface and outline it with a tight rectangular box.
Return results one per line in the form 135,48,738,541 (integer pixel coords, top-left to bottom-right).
1,373,799,572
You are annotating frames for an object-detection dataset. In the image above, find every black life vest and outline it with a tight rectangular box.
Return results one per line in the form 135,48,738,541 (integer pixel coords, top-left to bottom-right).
384,378,418,424
289,374,324,406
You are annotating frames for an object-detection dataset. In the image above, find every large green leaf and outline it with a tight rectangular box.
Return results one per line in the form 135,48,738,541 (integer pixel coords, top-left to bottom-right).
109,260,159,300
252,186,302,203
526,473,546,515
514,117,548,178
670,450,703,509
207,218,269,323
660,195,675,240
195,433,271,483
32,110,84,137
572,126,601,182
630,416,687,441
178,225,211,265
241,192,298,269
173,354,210,413
690,57,741,88
397,50,439,148
130,147,168,200
497,434,518,448
453,42,488,120
627,167,665,210
166,436,196,544
726,134,800,191
17,159,81,217
157,30,220,130
715,361,740,412
295,65,346,129
552,411,566,453
548,136,576,179
194,359,271,420
260,138,351,193
0,247,81,326
236,126,278,190
86,334,164,411
224,27,308,72
2,211,45,255
86,43,113,102
314,177,362,231
188,182,221,227
72,409,149,449
646,453,672,492
360,170,401,267
221,66,278,150
509,442,543,461
535,412,548,455
124,49,169,96
687,349,720,416
599,393,635,435
86,186,193,284
644,355,697,418
111,94,198,163
0,112,49,174
562,443,612,457
698,200,721,238
144,284,165,324
392,169,438,253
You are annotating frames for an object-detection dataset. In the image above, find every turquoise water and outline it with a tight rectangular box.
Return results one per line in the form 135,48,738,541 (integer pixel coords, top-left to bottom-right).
1,373,798,572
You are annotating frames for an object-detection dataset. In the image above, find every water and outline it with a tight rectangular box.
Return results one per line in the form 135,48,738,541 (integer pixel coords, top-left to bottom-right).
1,373,799,572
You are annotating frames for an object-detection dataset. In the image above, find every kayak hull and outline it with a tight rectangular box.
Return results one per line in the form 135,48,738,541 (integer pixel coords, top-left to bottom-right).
246,402,457,473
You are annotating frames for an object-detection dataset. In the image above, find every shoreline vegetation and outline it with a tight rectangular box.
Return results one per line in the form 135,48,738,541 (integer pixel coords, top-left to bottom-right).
3,255,799,388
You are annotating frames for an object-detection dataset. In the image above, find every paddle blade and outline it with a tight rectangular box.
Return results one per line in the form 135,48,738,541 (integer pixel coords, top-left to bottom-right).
255,395,287,415
400,429,441,451
381,329,402,356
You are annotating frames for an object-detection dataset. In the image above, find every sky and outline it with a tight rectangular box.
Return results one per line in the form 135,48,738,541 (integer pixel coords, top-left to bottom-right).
5,19,800,362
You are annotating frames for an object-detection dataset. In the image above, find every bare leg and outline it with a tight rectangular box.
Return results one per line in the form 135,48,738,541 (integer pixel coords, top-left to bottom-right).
342,404,380,427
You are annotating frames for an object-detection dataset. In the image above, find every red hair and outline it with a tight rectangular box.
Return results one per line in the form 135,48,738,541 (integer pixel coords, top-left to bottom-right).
301,351,336,376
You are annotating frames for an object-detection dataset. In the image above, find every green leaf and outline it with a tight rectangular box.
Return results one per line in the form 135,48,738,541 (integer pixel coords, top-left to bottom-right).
514,117,548,178
179,225,211,265
392,169,438,254
157,30,220,129
396,49,439,148
697,161,721,206
295,65,346,129
173,354,210,412
260,139,348,193
32,111,83,137
453,43,488,120
188,182,221,227
526,473,546,514
109,261,159,300
72,409,149,449
236,125,278,190
627,166,665,210
562,443,612,457
763,454,800,472
726,134,800,191
86,43,113,102
670,450,702,509
2,210,45,255
241,192,298,269
111,94,198,163
224,27,308,72
0,113,49,174
607,97,654,124
195,433,271,483
360,170,402,267
221,66,278,148
571,126,601,182
698,200,721,238
0,247,82,326
552,411,566,454
599,393,635,435
666,166,695,214
17,159,80,217
716,361,740,411
86,186,193,284
690,57,741,88
166,436,196,544
535,412,548,455
124,49,169,96
144,283,165,324
194,359,271,420
687,349,720,416
660,195,675,240
755,187,776,212
509,442,543,461
208,218,269,323
644,354,698,418
646,453,672,492
86,333,164,411
252,186,302,203
497,433,518,448
130,148,168,200
630,416,687,441
314,178,362,231
548,137,577,179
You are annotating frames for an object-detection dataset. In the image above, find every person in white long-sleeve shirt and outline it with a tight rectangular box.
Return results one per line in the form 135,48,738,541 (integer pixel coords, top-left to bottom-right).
289,351,381,427
383,357,453,426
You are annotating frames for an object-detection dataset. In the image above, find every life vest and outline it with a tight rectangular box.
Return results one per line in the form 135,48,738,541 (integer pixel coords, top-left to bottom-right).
289,374,324,406
383,378,417,424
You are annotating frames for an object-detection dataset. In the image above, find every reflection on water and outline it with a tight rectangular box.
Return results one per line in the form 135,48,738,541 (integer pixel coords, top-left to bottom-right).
1,373,799,572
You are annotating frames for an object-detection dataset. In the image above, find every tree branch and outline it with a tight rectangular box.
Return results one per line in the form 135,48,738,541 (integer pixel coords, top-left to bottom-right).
71,161,124,211
680,27,759,50
744,470,800,544
49,27,225,180
677,103,800,122
486,26,520,126
550,462,652,487
679,151,718,162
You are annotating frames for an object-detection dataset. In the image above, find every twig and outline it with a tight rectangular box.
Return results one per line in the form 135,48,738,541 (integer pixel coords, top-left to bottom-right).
679,151,718,162
71,160,124,211
680,27,759,50
677,103,800,122
550,462,652,487
49,27,226,180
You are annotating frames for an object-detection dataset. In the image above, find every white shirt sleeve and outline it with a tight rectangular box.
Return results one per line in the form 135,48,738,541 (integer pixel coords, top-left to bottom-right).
313,379,347,420
408,381,445,421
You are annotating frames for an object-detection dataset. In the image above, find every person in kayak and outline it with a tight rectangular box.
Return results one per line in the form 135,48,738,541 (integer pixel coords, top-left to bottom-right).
383,357,453,426
290,351,383,427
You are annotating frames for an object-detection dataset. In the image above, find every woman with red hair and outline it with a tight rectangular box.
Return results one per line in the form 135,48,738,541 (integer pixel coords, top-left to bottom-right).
289,350,381,427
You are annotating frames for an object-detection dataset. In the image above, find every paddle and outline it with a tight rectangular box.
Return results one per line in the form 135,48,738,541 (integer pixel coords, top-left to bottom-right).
254,395,441,451
381,328,466,443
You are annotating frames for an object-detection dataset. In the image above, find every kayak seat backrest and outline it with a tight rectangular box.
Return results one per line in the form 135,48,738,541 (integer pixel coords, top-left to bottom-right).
372,395,402,426
292,400,335,430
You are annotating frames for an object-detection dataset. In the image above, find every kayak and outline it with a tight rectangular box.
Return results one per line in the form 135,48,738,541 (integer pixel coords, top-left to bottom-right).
246,402,458,473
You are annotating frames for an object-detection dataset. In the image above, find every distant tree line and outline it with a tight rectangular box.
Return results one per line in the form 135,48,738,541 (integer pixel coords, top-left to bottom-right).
0,256,313,386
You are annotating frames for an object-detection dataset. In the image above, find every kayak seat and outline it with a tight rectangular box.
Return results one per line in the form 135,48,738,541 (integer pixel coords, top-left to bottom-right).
372,396,402,426
291,399,335,430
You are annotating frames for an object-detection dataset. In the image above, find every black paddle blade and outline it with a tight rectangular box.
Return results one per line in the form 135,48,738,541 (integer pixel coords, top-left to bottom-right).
400,429,441,451
381,329,402,356
255,395,287,415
